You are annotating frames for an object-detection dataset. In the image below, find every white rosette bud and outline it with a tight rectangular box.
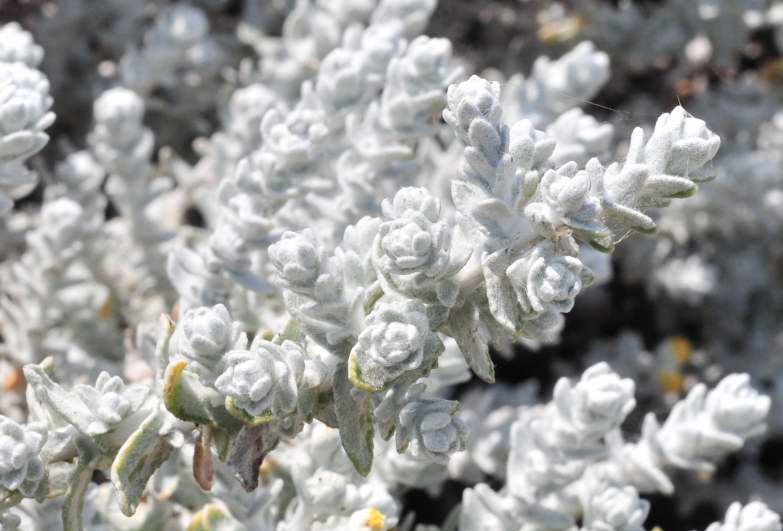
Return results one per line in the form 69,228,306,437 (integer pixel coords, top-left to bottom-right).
36,198,89,254
226,83,281,146
705,373,770,440
507,241,593,318
269,229,325,294
207,219,254,281
508,119,556,176
582,484,649,531
443,75,503,145
508,364,635,500
0,417,46,496
73,372,150,436
381,36,461,136
90,87,152,178
375,187,451,277
506,407,589,498
0,62,54,211
260,107,328,180
706,502,782,531
554,362,636,441
215,340,305,421
0,23,43,67
316,48,369,116
645,106,721,179
349,298,439,392
525,161,605,239
656,373,770,472
174,304,245,384
396,396,466,465
373,187,468,306
92,87,146,149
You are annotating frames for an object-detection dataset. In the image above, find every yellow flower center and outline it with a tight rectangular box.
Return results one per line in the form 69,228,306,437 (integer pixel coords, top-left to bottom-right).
659,371,684,394
365,508,385,530
669,336,692,364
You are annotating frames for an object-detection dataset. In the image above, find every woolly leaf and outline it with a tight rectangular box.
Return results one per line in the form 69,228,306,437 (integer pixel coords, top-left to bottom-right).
449,302,495,383
225,424,278,492
334,362,375,476
111,410,173,517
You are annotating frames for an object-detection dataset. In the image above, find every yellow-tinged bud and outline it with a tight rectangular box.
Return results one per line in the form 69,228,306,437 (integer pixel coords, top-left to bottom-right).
659,371,684,394
669,336,692,364
365,508,386,531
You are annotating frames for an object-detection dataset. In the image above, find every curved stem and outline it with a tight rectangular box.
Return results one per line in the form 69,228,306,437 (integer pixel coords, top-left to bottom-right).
62,437,100,531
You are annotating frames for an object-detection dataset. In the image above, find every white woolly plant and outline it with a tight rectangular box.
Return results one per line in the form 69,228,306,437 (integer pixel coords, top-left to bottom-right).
88,86,176,318
443,75,720,351
0,195,124,374
163,68,718,500
0,7,776,531
0,22,54,215
459,363,774,531
705,502,782,531
167,2,445,317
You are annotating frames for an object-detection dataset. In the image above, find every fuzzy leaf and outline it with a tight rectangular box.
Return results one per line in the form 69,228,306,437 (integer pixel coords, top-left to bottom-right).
449,302,495,383
334,362,375,476
642,174,697,199
602,202,657,234
163,361,214,425
481,251,519,331
23,364,108,437
225,424,278,492
163,361,242,430
111,410,173,517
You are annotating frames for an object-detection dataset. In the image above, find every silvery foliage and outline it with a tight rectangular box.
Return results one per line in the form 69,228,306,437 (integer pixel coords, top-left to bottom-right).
89,86,174,297
502,41,613,167
705,502,782,531
0,23,43,69
0,194,123,372
179,83,286,225
506,363,637,501
0,417,46,497
248,0,436,102
618,100,783,368
0,23,53,215
172,304,247,384
443,73,719,352
447,382,538,482
612,64,783,485
459,365,772,531
605,373,771,493
0,2,779,531
167,0,450,316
